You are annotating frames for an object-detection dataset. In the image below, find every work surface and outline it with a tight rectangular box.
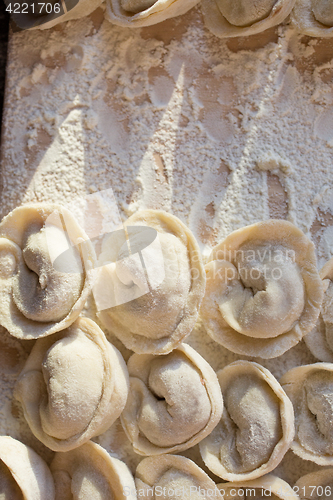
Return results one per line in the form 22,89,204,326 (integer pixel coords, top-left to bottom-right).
1,5,333,485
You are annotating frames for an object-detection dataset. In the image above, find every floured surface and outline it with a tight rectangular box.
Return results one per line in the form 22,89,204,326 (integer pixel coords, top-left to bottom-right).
1,5,333,487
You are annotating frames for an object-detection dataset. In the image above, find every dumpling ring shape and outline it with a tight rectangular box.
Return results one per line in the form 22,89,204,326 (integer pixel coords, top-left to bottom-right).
304,256,333,362
199,361,295,481
135,454,223,500
201,0,297,38
121,343,223,455
97,210,206,354
0,203,95,340
14,317,129,452
0,435,55,500
105,0,200,28
291,0,333,37
51,441,137,500
201,220,323,359
281,362,333,465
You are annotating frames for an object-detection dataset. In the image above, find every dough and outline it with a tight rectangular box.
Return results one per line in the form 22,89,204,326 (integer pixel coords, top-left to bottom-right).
51,441,137,500
121,343,223,455
0,435,55,500
217,0,277,26
199,361,294,481
295,469,333,500
304,256,333,361
105,0,200,28
281,362,333,465
0,203,95,339
201,220,323,359
291,0,333,36
218,474,299,500
135,454,222,500
97,210,205,354
14,317,129,452
201,0,296,38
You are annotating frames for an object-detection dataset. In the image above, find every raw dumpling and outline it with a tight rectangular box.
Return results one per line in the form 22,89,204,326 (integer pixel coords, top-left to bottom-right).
304,256,333,361
218,474,299,500
199,361,294,481
0,435,55,500
105,0,200,27
14,317,129,452
295,469,333,500
51,441,137,500
4,0,103,31
291,0,333,36
280,362,333,465
0,203,95,340
201,220,323,359
135,454,223,500
97,210,205,354
201,0,296,38
121,343,223,455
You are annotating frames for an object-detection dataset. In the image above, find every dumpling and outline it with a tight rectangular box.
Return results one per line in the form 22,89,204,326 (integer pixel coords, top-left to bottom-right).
0,435,55,500
219,474,299,500
199,361,294,481
4,0,103,31
105,0,200,27
295,469,333,500
280,362,333,465
201,220,323,359
135,454,223,500
291,0,333,37
121,343,223,455
201,0,296,38
304,256,333,361
0,203,95,340
14,317,129,452
97,210,205,354
50,441,136,500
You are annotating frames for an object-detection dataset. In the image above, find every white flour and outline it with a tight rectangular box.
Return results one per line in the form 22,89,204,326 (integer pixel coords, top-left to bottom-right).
1,6,333,486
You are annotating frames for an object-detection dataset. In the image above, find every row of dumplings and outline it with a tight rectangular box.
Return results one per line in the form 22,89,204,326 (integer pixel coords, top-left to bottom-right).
3,435,333,500
202,0,333,39
1,203,333,496
0,437,135,499
0,204,330,361
11,315,333,476
19,0,333,38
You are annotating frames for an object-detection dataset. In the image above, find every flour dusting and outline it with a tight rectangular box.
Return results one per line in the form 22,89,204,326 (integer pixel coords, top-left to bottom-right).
1,6,333,484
